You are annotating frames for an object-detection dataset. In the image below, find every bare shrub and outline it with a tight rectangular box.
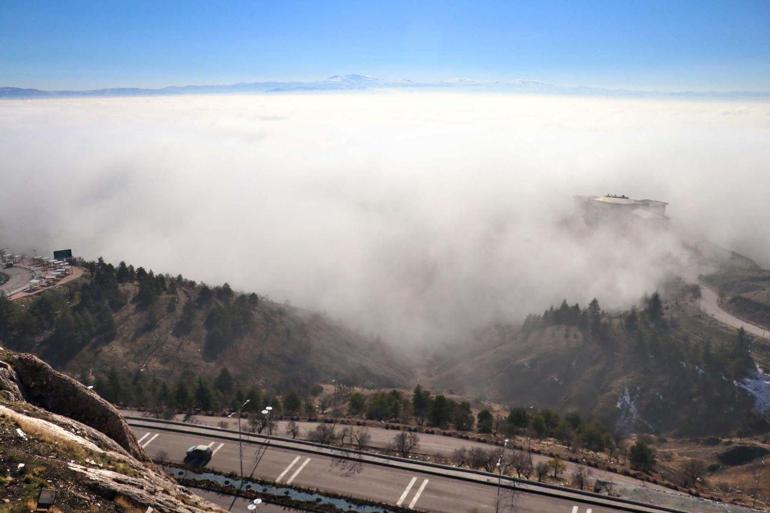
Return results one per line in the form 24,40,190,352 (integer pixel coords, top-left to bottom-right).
390,431,419,457
308,423,338,445
286,420,301,439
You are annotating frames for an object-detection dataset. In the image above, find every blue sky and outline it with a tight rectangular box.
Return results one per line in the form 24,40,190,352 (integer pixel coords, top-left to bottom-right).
1,0,769,91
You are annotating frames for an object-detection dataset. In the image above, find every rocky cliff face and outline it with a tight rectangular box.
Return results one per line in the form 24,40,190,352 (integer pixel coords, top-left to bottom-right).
0,348,225,513
3,352,146,461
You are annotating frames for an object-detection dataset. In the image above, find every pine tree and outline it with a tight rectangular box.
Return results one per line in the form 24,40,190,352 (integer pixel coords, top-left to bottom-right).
214,367,235,396
630,440,656,472
412,385,430,424
588,298,602,337
476,408,494,433
194,378,214,411
175,380,191,411
727,328,754,379
106,367,124,404
116,261,131,283
646,292,664,325
429,394,451,428
625,307,639,332
174,300,197,336
133,378,146,407
452,401,474,431
158,382,172,409
283,391,302,415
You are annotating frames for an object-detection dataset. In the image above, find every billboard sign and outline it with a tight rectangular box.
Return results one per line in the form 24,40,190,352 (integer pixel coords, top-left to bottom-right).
53,249,73,260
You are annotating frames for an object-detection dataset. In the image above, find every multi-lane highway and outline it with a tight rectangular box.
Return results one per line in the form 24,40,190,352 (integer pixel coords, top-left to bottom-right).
127,417,686,513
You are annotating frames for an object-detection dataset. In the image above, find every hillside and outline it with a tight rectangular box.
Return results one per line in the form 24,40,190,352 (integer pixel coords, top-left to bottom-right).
0,259,411,413
0,348,224,512
427,281,770,437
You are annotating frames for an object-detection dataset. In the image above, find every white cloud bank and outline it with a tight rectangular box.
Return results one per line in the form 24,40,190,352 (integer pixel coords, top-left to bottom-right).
1,93,769,346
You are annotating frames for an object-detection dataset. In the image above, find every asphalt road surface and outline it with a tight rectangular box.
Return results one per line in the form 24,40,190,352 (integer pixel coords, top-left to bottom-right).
119,409,682,500
699,284,770,340
128,418,677,513
0,266,32,295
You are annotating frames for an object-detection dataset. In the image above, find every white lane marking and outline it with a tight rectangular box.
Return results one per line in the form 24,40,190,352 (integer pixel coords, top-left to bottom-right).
206,441,215,448
571,508,578,513
286,457,311,485
136,432,151,444
211,442,225,456
586,510,592,513
141,433,159,448
408,478,429,510
275,456,300,483
396,477,417,507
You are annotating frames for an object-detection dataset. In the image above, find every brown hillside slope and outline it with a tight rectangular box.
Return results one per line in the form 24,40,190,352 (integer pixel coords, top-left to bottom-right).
1,260,411,399
427,286,770,437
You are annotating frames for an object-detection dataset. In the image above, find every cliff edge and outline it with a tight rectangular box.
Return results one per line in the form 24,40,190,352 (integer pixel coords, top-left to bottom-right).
0,348,225,513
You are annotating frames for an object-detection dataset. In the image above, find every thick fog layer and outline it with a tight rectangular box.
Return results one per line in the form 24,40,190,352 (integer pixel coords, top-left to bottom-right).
1,94,769,346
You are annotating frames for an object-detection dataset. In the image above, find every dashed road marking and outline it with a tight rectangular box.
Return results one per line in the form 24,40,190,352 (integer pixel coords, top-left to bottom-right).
396,477,417,507
136,432,151,444
211,442,225,456
140,433,159,448
571,507,578,513
286,457,311,485
276,456,300,483
408,478,429,510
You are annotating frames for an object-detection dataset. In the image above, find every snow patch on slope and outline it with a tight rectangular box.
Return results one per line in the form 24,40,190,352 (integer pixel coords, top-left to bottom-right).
0,404,104,453
738,368,770,419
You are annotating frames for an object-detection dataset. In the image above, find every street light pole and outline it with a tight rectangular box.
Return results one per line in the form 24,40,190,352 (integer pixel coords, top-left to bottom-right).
495,438,510,513
236,399,250,484
228,403,270,512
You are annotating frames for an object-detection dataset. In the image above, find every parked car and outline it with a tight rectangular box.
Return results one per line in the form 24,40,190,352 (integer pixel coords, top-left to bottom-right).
184,445,213,467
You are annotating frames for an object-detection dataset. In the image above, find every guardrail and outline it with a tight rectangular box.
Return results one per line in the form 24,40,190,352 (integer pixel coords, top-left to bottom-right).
126,416,691,513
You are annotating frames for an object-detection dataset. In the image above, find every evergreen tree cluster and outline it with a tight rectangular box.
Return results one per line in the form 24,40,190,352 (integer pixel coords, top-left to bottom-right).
0,258,128,365
523,294,755,384
411,385,475,430
500,407,615,452
523,298,609,341
93,364,305,419
202,286,258,359
343,385,615,448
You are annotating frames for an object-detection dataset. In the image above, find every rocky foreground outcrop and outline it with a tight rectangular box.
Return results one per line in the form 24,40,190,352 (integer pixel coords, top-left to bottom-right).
2,351,147,460
0,348,225,513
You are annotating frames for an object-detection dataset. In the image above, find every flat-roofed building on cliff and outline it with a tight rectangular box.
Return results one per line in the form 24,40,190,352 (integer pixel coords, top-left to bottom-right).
574,194,668,225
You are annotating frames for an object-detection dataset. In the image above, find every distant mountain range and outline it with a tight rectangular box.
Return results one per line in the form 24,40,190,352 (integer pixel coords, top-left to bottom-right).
2,74,769,99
